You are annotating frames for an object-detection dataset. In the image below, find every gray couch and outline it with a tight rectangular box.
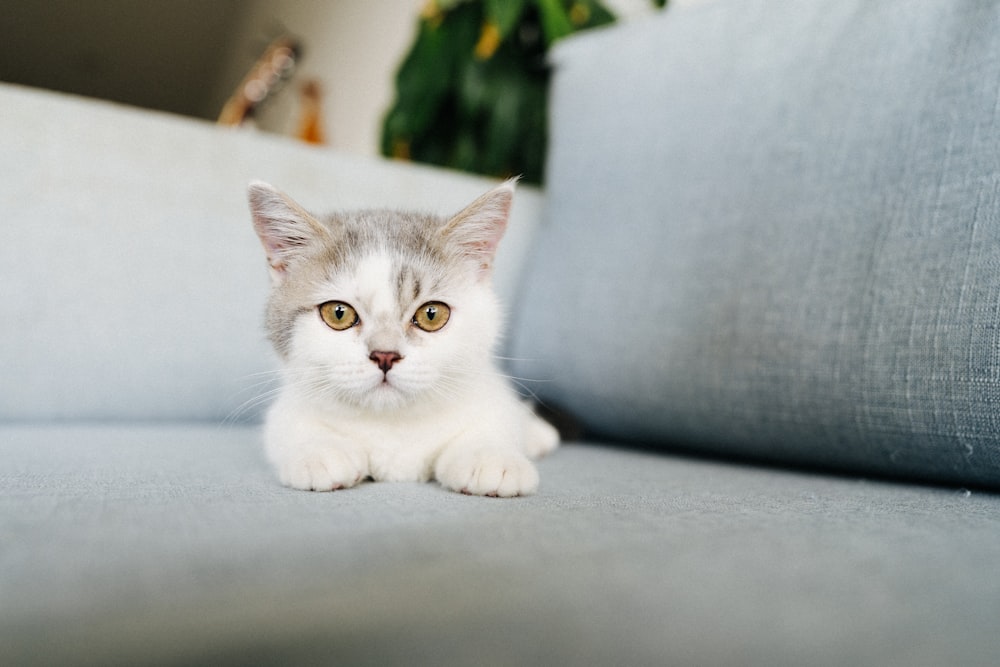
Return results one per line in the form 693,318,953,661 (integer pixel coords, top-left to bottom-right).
3,1,1000,665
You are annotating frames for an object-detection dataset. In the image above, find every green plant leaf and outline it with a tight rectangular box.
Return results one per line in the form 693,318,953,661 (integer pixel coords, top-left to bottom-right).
535,0,574,45
577,0,616,27
383,5,480,145
485,0,527,39
434,0,466,11
382,0,622,182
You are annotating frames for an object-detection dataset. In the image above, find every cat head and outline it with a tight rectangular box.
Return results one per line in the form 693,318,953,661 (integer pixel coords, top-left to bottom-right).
249,179,515,412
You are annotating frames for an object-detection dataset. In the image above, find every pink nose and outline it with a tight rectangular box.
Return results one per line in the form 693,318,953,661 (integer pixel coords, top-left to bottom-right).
369,350,402,373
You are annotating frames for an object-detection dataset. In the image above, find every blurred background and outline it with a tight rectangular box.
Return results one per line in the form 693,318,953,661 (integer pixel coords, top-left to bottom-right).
0,0,670,184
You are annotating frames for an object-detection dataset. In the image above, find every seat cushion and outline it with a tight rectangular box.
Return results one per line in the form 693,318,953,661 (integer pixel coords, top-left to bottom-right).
2,424,1000,665
510,0,1000,488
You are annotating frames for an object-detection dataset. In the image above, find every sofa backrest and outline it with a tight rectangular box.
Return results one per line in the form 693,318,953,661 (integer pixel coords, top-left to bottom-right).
510,0,1000,489
0,84,543,422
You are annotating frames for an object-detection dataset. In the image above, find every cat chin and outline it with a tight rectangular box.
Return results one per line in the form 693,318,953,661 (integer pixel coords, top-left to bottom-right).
339,380,430,413
353,386,414,412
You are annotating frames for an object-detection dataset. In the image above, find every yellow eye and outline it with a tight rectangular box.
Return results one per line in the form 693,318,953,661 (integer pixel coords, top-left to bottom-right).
413,301,450,332
319,301,359,331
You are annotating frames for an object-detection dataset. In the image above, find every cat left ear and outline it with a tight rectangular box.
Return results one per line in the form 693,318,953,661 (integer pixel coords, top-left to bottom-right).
440,177,516,277
248,181,329,282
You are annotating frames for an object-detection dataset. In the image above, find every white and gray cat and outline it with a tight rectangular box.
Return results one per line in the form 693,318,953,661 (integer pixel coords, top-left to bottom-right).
249,179,558,497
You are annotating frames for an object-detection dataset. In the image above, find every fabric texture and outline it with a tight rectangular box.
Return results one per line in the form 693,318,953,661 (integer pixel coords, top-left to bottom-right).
510,0,1000,488
2,424,999,667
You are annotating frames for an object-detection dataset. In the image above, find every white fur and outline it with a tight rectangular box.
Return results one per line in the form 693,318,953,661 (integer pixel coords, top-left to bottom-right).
263,251,558,497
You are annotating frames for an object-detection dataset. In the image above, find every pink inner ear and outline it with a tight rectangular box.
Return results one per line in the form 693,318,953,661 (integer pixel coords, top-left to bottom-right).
264,252,288,274
444,179,516,273
252,218,295,274
254,226,285,271
476,219,506,255
248,181,328,277
257,229,309,273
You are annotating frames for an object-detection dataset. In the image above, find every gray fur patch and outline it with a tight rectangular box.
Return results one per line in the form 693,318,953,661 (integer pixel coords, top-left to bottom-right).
263,207,467,359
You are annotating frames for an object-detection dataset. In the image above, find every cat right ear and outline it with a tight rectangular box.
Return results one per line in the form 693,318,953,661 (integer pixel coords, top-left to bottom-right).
439,177,516,279
248,181,328,282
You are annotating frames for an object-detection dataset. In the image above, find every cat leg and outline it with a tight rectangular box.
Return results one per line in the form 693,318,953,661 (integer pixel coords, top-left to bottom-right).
264,402,369,492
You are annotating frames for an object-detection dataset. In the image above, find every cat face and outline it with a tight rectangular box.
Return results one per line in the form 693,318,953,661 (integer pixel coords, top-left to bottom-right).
286,250,501,411
249,181,514,412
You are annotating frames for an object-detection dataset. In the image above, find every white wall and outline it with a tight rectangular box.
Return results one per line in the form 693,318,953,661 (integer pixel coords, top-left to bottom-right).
211,0,422,157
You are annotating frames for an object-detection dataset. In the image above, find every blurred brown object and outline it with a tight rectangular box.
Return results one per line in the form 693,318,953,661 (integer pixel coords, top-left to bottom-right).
217,36,299,126
296,80,326,145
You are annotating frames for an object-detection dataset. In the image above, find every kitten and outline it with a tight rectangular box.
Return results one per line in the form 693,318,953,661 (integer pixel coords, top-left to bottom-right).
249,179,559,497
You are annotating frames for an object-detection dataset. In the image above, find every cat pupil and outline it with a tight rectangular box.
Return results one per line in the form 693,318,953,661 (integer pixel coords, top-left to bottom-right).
426,307,436,321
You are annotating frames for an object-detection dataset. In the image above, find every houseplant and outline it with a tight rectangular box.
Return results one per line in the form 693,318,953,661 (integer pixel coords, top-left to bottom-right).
382,0,666,184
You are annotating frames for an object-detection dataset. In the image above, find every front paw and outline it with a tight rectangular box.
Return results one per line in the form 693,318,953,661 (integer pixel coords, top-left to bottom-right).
435,448,539,498
275,448,367,492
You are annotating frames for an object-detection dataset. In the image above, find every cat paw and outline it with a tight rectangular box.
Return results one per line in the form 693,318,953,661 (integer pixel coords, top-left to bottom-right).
275,448,367,492
435,449,539,498
522,414,560,460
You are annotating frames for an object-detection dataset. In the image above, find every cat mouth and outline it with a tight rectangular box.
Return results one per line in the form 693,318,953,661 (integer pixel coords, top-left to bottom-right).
371,373,404,394
375,380,398,395
359,376,414,411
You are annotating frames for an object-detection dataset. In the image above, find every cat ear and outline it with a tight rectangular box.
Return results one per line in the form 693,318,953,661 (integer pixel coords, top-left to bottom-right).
248,181,328,281
440,177,516,277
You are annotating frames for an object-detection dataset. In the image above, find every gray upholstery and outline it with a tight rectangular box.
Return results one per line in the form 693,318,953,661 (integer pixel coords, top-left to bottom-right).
4,425,999,667
511,0,1000,488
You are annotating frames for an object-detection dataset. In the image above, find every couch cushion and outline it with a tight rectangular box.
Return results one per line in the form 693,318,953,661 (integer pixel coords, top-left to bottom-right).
3,425,1000,665
510,0,1000,488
